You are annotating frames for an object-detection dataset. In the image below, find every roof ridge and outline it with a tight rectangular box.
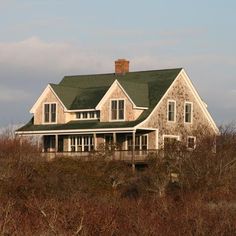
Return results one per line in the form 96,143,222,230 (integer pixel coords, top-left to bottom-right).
63,68,183,78
51,83,109,91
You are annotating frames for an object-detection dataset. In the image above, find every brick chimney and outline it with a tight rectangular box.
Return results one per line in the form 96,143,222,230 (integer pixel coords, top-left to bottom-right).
115,59,129,75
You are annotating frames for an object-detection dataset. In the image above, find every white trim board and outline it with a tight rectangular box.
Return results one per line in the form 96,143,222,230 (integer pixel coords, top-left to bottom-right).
15,127,137,135
163,134,180,140
181,69,219,134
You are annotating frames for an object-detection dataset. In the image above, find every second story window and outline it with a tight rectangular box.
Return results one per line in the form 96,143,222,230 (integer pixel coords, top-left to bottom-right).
185,102,193,123
44,103,56,123
76,111,100,120
167,100,176,122
111,99,124,120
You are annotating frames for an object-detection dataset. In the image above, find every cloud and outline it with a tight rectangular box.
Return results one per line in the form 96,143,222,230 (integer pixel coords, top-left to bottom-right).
0,37,113,76
0,85,30,102
0,36,235,126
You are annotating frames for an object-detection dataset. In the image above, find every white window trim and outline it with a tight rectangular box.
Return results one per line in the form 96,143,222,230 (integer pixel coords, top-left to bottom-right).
184,101,193,124
75,111,100,120
187,136,196,150
42,102,57,124
109,98,126,122
125,134,148,150
163,135,180,141
68,135,94,152
163,134,180,149
167,100,176,123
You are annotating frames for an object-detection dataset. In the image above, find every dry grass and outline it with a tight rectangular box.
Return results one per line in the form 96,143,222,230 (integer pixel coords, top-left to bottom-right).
0,128,235,235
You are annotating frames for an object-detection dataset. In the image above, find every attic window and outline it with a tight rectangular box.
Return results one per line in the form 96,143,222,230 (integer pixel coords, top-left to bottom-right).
167,100,176,122
76,111,100,120
185,102,193,123
111,99,125,121
44,103,56,123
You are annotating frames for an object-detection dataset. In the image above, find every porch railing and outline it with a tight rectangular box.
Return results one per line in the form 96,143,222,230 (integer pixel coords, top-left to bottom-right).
41,149,162,162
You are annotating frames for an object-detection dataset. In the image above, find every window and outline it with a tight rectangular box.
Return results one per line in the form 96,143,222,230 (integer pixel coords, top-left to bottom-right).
111,99,125,120
167,100,176,122
44,103,56,123
111,100,118,120
76,111,100,120
70,137,76,152
82,112,87,119
163,135,180,150
89,112,94,118
69,136,94,152
126,135,148,153
43,136,56,152
105,135,113,150
185,102,193,123
187,136,196,149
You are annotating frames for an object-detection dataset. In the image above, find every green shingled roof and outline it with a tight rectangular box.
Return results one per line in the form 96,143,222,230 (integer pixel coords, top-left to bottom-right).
51,68,181,110
17,118,139,133
17,68,182,133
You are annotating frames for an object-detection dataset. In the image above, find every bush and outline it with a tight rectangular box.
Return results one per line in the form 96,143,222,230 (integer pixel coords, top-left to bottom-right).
0,128,235,235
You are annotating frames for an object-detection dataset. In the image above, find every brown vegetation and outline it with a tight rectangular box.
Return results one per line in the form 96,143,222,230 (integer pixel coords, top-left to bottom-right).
0,129,236,235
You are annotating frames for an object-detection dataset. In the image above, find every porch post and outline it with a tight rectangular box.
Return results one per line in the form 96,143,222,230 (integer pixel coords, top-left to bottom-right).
93,133,97,150
37,135,41,151
132,131,136,172
55,134,58,153
42,136,45,152
113,132,116,147
19,135,23,146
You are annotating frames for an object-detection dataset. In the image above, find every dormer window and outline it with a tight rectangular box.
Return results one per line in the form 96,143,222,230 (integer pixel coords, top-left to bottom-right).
111,99,125,121
44,103,56,123
76,111,100,120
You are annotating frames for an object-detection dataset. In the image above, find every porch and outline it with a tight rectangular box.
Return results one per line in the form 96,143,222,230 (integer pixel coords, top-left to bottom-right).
39,129,158,162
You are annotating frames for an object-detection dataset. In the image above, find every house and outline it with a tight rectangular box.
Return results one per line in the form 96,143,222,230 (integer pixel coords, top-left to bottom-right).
15,59,219,160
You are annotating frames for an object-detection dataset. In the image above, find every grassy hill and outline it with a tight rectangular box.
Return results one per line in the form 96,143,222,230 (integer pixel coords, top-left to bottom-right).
0,132,235,235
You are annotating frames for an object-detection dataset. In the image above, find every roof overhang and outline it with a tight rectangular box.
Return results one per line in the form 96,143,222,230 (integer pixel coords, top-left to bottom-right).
15,127,137,136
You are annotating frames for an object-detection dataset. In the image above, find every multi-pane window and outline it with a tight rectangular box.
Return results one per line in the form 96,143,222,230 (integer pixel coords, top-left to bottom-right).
70,137,76,152
127,135,148,152
118,100,124,120
111,99,124,120
105,135,113,150
127,136,133,151
76,111,100,120
163,136,179,150
187,136,196,149
82,112,87,119
185,102,192,123
167,101,176,122
69,136,94,152
44,103,56,123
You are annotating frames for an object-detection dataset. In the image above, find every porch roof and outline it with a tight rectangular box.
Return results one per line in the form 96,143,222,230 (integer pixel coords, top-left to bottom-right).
16,118,143,134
